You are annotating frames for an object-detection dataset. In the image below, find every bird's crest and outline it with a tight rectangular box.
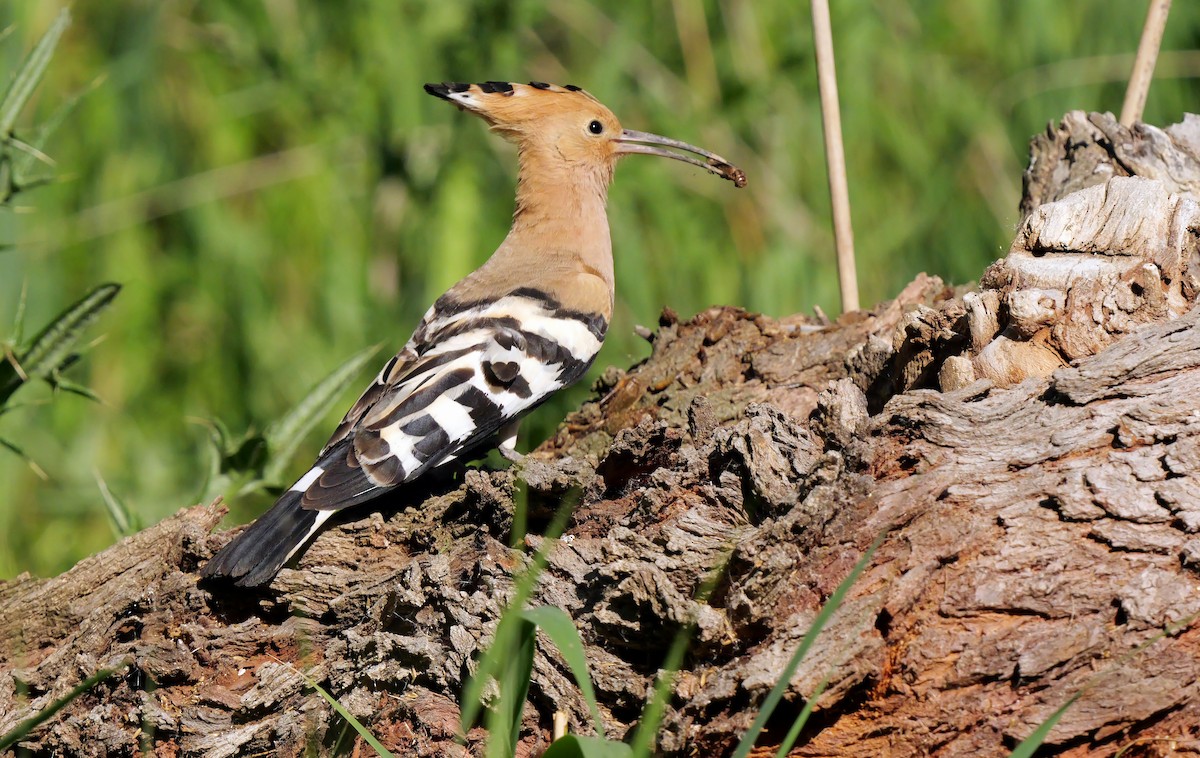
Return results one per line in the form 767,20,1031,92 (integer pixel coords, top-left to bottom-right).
424,81,611,132
425,80,746,187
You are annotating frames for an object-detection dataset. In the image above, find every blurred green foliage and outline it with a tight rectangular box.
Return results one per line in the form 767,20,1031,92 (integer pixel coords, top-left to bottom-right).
2,1,1199,578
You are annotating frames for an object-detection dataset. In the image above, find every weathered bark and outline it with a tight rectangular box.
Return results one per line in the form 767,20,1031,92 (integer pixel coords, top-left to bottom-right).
4,111,1200,757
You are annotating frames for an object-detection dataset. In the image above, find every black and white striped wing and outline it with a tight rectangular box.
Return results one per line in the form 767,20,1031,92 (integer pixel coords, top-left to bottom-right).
200,289,607,586
291,289,606,511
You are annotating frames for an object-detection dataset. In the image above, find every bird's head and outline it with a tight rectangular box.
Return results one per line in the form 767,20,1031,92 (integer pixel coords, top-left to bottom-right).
424,81,746,188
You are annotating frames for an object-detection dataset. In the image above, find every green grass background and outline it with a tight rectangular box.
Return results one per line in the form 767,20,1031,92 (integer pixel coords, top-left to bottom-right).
2,1,1198,578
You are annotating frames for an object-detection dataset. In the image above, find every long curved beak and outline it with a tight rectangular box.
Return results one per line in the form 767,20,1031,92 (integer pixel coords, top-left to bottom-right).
615,129,747,188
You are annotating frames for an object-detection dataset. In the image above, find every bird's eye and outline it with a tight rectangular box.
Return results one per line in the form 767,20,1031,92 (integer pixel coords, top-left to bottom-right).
587,120,604,135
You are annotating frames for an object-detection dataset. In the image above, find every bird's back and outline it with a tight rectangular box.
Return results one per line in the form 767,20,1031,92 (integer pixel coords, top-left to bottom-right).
200,78,743,587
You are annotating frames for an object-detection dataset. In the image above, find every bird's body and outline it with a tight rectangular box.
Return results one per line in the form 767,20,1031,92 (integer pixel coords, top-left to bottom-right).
201,81,744,587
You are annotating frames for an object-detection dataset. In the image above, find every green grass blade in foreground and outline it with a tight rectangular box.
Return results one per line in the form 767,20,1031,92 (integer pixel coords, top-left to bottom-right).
305,676,395,758
485,617,537,758
630,549,734,757
0,659,127,751
543,734,634,758
460,498,577,737
1,283,120,405
262,344,380,485
0,8,70,137
521,605,607,739
629,617,692,758
1007,691,1082,758
731,532,887,758
1007,610,1200,757
773,670,832,758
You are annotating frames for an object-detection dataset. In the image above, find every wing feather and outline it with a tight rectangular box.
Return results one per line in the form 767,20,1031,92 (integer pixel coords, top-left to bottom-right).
203,287,611,583
297,289,607,512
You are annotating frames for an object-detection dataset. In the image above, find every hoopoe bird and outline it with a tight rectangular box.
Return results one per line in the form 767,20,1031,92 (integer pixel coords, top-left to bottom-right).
201,81,745,587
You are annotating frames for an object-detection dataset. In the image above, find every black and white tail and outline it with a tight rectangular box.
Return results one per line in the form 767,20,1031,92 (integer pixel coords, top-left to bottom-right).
200,472,333,587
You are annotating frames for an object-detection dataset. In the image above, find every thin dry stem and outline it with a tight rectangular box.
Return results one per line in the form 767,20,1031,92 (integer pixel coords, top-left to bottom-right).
810,0,859,313
1120,0,1172,126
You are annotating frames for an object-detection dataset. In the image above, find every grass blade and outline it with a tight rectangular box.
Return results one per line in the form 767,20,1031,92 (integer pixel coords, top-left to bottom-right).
730,532,886,758
460,497,577,736
486,617,537,758
772,670,832,757
0,436,47,479
0,660,128,751
629,620,692,758
305,677,395,757
9,280,27,345
7,135,54,167
543,734,634,758
262,343,379,484
630,549,734,757
95,470,139,537
11,74,105,182
521,605,606,739
0,8,70,137
1007,691,1083,758
49,376,102,403
2,283,120,404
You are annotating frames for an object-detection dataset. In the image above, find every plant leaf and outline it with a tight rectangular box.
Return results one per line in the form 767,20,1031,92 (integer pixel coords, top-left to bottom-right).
10,279,27,345
305,677,395,758
630,549,734,757
522,606,606,739
2,283,120,405
48,375,102,403
1007,691,1082,758
629,622,690,757
0,8,71,137
508,619,538,752
0,659,128,751
486,617,537,758
12,73,105,184
460,499,577,736
730,531,886,758
262,343,379,484
0,436,47,479
773,670,833,757
543,735,635,758
95,471,139,537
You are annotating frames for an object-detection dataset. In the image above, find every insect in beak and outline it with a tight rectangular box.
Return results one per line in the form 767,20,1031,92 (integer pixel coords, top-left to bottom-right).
615,129,747,187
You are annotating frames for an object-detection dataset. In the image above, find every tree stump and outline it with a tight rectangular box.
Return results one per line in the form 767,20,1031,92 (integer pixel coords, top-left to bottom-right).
4,111,1200,757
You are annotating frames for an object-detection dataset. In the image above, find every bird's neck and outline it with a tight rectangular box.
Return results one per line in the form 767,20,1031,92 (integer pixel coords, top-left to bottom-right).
440,151,616,320
503,151,615,289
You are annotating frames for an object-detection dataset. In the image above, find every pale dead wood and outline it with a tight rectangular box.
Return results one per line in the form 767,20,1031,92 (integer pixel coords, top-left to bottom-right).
4,112,1200,757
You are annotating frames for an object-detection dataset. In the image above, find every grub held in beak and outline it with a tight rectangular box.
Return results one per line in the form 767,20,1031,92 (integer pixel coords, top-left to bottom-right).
615,129,747,188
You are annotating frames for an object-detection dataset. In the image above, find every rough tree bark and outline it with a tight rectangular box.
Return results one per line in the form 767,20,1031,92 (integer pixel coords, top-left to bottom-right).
4,111,1200,757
